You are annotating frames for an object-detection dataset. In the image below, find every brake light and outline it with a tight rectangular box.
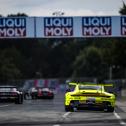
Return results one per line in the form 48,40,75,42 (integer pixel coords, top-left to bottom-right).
48,92,52,96
38,89,42,96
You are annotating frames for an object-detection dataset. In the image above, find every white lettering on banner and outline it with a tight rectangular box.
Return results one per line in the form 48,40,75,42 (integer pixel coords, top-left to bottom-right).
121,17,126,35
45,27,72,36
83,17,111,26
44,17,73,36
122,27,126,35
0,18,25,27
82,17,111,36
122,17,126,26
0,18,26,37
45,18,72,27
83,27,111,36
0,28,26,37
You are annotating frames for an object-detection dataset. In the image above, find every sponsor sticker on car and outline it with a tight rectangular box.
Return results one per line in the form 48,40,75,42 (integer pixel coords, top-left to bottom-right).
86,97,96,104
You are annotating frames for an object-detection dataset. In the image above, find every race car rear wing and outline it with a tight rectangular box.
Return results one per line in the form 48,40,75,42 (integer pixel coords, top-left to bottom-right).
69,82,113,87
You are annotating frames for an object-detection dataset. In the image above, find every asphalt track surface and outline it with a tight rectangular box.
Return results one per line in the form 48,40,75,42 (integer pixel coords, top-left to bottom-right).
0,93,126,126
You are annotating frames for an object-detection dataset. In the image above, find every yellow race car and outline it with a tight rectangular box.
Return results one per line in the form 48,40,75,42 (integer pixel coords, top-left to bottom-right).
64,82,116,112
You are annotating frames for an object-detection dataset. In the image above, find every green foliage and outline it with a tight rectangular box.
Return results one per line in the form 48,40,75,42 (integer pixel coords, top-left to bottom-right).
119,1,126,15
0,37,126,82
0,48,22,82
72,46,106,79
7,13,28,17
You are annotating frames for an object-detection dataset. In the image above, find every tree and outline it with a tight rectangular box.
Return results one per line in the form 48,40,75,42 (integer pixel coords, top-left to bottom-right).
117,1,126,78
7,13,28,17
72,46,106,81
0,62,21,83
0,47,23,83
119,1,126,15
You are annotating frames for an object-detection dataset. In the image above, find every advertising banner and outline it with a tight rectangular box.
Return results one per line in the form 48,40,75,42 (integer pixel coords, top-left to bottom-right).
0,17,34,38
1,16,126,38
36,16,124,38
44,17,73,37
121,16,126,36
82,17,112,37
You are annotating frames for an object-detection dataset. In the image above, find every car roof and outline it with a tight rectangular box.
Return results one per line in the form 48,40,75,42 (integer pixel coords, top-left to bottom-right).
0,85,17,88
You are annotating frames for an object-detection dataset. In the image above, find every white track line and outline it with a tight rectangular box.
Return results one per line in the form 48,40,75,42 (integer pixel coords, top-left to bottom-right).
53,112,71,126
114,112,126,126
0,104,10,107
62,112,71,118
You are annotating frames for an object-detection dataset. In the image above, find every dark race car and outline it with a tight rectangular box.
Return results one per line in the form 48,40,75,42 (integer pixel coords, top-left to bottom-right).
30,87,54,99
0,85,23,104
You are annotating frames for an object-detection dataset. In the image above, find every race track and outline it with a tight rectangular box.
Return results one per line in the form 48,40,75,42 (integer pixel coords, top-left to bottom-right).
0,93,126,126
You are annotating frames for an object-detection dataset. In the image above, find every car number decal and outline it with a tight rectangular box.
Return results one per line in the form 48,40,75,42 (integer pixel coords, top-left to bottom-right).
86,97,96,104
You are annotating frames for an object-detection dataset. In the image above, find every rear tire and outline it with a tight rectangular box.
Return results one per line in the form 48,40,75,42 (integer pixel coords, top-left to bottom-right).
31,94,37,99
15,94,23,104
65,105,73,112
107,107,114,112
103,106,114,112
103,101,114,112
50,95,54,99
65,106,70,112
